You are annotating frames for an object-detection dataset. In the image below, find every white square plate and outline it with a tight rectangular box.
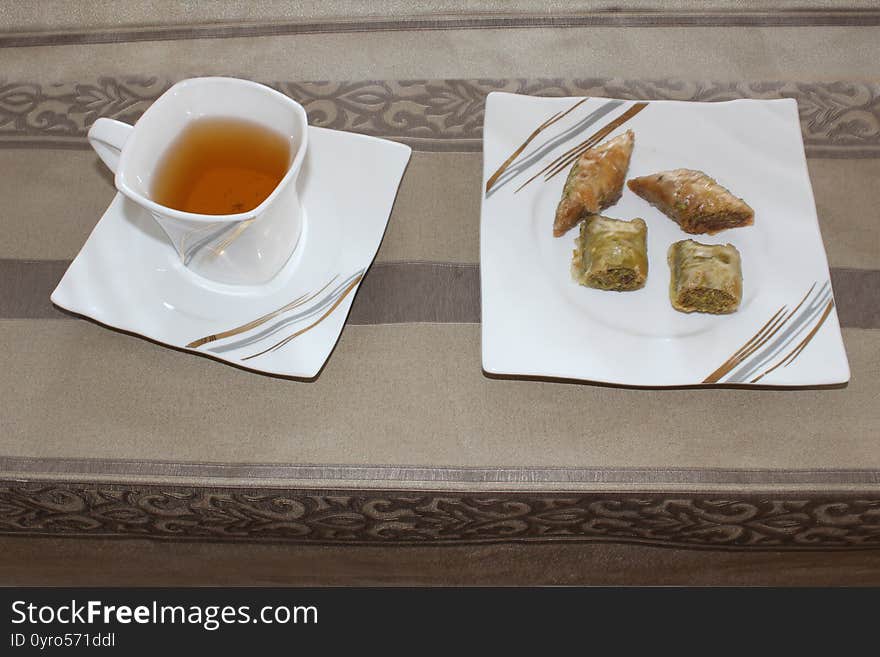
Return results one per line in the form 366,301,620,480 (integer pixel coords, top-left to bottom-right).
480,92,849,386
52,127,411,378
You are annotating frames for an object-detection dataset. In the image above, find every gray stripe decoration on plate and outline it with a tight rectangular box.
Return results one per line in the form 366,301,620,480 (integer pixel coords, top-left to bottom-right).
704,281,836,384
186,268,365,360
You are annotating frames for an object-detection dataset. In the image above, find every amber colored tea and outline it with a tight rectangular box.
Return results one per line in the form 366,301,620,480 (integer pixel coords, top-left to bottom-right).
151,117,291,215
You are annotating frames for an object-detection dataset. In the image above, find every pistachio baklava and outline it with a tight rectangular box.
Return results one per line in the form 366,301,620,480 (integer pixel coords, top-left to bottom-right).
667,239,742,314
628,169,754,235
572,215,648,291
554,130,635,237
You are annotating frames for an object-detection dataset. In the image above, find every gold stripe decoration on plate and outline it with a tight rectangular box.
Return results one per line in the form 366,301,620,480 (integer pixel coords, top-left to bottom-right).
514,101,648,194
485,98,589,194
185,269,365,360
484,98,649,198
703,281,836,384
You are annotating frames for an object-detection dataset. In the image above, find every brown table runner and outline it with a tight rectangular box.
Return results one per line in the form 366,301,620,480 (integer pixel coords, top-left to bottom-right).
1,4,878,550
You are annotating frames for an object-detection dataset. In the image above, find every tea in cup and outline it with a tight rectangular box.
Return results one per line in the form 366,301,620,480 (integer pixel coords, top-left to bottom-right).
88,77,309,285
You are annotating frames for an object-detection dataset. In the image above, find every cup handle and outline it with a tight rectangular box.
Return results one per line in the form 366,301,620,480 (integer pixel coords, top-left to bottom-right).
87,118,133,174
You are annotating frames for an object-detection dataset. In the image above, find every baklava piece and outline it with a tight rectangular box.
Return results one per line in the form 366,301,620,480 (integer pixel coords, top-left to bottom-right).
667,239,742,314
572,215,648,291
627,169,754,235
553,130,634,237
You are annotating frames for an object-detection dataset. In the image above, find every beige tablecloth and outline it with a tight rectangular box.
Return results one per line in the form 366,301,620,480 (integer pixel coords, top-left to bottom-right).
0,2,878,560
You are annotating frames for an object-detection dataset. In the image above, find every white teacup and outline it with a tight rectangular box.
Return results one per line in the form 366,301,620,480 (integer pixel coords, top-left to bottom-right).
88,77,309,285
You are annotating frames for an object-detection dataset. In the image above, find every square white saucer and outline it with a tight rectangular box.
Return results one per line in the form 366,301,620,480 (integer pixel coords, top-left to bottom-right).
52,127,411,378
480,92,849,387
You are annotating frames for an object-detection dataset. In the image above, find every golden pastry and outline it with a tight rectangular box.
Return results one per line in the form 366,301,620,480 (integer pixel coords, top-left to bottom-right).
628,169,754,235
553,130,634,237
